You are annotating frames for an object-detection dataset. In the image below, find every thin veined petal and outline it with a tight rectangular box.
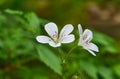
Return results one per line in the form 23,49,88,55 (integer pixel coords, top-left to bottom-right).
78,35,84,46
81,42,96,56
78,24,83,34
86,43,99,52
60,24,74,38
86,49,96,56
60,34,75,43
45,22,58,40
83,29,93,42
49,41,61,47
36,36,51,43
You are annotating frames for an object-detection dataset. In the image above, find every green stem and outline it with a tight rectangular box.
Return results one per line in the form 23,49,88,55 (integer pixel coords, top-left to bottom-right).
57,48,66,79
64,46,77,62
58,46,78,79
58,46,77,79
58,48,64,62
61,62,67,79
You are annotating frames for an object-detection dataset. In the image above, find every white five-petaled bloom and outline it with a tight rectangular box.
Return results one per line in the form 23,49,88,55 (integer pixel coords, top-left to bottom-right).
78,24,99,56
36,22,75,47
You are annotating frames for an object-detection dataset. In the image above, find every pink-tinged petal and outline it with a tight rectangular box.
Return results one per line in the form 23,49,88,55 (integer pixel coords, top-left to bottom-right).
83,29,93,42
49,41,61,47
45,22,58,40
60,24,74,38
86,43,99,52
36,36,51,43
78,24,83,35
61,34,75,43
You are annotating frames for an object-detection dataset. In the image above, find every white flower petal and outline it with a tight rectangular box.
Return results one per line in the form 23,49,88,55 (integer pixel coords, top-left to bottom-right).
60,34,75,43
49,41,61,47
83,29,93,42
77,24,99,56
60,24,74,38
86,43,99,52
87,49,96,56
78,35,84,46
78,24,83,34
36,36,51,43
45,22,58,40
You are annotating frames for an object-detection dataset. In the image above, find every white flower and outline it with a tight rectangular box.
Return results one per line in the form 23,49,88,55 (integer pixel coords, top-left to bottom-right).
36,22,75,47
78,24,99,56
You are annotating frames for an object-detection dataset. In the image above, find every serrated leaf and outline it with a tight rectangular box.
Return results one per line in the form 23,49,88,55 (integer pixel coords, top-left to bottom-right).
37,45,62,75
79,60,98,79
24,12,40,33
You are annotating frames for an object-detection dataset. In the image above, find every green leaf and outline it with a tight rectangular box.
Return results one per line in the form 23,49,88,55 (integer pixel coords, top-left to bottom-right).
113,64,120,77
79,60,98,79
37,45,62,75
93,31,118,53
0,14,6,23
97,66,114,79
4,9,23,15
24,12,40,33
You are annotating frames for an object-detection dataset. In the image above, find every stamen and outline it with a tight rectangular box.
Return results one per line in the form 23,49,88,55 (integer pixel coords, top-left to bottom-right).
53,31,58,38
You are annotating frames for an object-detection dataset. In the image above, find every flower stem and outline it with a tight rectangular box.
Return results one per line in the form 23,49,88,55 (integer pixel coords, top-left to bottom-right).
64,46,77,62
58,46,77,79
57,48,66,79
58,48,63,61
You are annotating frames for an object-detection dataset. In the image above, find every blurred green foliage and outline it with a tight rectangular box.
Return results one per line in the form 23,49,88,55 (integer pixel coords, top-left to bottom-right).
0,9,120,79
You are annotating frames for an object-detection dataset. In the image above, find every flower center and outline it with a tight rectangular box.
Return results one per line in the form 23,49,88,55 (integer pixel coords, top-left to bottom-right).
52,32,60,44
52,31,58,38
53,33,58,38
55,39,60,43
